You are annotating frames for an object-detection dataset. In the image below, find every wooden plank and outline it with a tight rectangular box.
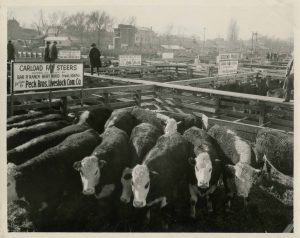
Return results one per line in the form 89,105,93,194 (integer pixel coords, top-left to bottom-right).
218,109,259,120
268,117,294,128
155,97,216,114
159,93,217,106
12,101,61,111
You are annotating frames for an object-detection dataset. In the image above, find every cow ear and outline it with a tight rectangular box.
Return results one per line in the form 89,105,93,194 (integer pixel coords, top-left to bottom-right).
188,157,196,166
123,173,132,180
150,170,159,176
98,160,107,168
225,164,236,175
254,168,262,177
73,161,82,171
177,121,183,126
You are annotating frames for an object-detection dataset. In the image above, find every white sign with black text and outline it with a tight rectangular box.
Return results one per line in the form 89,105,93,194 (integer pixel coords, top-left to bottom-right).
162,52,174,60
13,62,84,92
58,50,81,60
119,55,142,66
218,53,239,75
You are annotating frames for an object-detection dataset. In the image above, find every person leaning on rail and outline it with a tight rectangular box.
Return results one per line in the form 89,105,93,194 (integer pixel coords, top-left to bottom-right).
283,54,294,102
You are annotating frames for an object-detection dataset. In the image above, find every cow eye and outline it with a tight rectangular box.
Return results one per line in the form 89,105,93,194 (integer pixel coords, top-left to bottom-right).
94,170,98,175
145,182,150,189
209,168,212,172
195,166,199,171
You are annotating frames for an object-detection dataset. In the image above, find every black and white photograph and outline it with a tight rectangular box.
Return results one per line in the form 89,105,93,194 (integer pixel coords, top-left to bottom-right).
1,0,298,235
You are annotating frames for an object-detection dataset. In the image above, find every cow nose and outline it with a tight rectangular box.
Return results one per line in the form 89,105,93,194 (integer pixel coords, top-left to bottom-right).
198,181,209,189
133,200,145,208
120,196,130,203
82,188,95,195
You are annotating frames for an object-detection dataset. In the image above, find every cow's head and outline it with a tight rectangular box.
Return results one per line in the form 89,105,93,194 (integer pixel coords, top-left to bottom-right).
7,163,20,202
164,118,180,135
189,152,212,188
120,167,133,203
73,155,106,195
225,162,261,197
131,164,158,208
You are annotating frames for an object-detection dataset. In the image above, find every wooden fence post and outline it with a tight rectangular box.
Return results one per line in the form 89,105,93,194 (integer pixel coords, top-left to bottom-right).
135,90,142,107
103,92,110,106
9,62,14,117
258,104,266,126
61,97,68,116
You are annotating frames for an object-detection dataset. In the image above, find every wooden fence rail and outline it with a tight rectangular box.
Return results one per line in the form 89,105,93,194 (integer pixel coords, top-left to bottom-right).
7,73,293,140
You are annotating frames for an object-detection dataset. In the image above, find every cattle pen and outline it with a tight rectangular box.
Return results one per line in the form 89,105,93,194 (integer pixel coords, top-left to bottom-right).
7,69,293,232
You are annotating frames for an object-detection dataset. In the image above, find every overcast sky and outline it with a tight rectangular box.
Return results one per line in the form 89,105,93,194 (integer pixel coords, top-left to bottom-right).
7,0,295,40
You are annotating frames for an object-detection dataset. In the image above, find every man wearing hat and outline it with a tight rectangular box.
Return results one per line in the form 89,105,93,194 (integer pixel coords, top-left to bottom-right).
50,41,58,62
89,43,101,75
49,41,58,73
44,41,51,62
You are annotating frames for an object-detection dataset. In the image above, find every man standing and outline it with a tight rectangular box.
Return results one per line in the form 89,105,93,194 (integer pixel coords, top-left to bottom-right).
89,43,101,75
44,41,51,62
283,55,294,102
7,40,15,62
49,41,58,73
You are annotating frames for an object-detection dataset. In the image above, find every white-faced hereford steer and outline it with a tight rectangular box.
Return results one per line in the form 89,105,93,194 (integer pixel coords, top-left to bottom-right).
183,126,224,218
7,129,101,212
73,126,130,199
130,132,194,228
207,124,262,209
120,122,163,203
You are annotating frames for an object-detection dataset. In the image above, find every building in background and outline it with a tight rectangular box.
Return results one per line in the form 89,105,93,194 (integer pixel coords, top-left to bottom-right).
44,36,71,48
135,26,155,48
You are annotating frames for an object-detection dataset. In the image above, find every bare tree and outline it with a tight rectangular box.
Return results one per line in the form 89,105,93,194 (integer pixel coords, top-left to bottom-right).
48,11,68,36
165,24,174,44
127,16,137,26
65,12,87,44
31,9,49,35
227,18,239,42
87,11,114,46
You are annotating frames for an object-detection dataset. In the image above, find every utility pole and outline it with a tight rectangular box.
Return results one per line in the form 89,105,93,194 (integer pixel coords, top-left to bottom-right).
203,27,206,50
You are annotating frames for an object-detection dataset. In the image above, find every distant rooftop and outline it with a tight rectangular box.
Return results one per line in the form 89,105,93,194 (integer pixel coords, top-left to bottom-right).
44,36,70,41
161,45,185,50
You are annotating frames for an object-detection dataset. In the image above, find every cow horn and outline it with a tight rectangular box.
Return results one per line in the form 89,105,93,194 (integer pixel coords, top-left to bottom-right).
99,160,107,168
188,157,196,166
73,161,82,171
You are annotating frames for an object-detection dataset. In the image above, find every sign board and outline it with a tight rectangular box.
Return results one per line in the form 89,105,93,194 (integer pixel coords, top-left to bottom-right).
162,52,174,60
58,50,81,60
12,62,84,92
218,53,239,75
218,60,238,75
119,55,141,67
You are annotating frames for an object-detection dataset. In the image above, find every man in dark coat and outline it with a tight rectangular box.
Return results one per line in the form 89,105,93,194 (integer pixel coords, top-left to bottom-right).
7,40,15,62
89,43,101,75
44,41,51,62
50,41,58,62
49,41,58,73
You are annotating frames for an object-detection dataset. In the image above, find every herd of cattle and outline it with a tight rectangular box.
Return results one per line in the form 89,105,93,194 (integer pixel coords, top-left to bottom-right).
7,106,293,232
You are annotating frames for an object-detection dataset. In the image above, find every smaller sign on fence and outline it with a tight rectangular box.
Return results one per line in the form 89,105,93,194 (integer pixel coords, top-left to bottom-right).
58,50,81,60
162,52,174,60
119,55,142,66
217,53,239,75
218,60,238,75
12,62,84,92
